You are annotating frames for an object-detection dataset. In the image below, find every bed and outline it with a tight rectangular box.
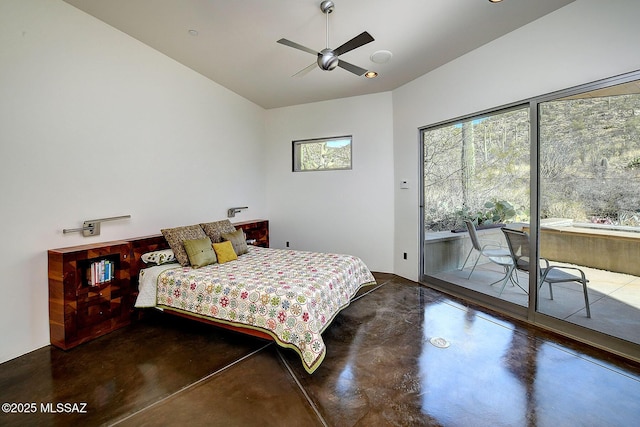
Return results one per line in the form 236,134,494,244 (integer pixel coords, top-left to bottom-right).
132,220,376,374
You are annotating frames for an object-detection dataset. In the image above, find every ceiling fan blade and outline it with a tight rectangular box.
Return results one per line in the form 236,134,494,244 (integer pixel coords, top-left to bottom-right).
333,31,374,57
277,38,319,56
337,60,368,76
292,62,316,77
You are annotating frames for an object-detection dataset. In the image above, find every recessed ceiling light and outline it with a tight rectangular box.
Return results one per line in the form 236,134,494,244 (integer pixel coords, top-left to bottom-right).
188,29,199,36
364,71,378,79
488,0,503,3
370,50,392,64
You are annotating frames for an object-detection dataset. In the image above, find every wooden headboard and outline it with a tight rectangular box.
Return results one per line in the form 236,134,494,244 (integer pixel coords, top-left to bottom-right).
126,234,170,291
126,219,268,292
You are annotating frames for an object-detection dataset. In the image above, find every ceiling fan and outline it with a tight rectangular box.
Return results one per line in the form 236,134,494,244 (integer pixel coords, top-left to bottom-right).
277,1,374,77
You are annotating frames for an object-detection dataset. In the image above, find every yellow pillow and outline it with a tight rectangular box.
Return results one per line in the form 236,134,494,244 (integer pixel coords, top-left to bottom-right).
213,240,238,264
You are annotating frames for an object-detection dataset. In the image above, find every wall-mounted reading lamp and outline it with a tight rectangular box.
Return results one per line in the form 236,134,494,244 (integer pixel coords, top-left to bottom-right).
227,207,248,218
63,215,131,237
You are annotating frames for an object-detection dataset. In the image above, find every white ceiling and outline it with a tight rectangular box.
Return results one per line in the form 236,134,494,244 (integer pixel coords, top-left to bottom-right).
63,0,575,109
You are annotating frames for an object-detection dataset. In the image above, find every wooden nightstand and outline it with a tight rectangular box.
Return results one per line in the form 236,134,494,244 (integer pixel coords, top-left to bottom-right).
48,241,132,350
234,219,269,247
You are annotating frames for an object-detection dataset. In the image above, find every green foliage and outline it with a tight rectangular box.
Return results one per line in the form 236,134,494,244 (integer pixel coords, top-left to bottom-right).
484,200,517,223
425,199,524,232
539,93,640,226
457,200,518,226
424,107,531,232
627,156,640,170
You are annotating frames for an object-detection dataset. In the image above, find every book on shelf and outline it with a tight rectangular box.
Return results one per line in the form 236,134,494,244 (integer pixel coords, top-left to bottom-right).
89,259,115,286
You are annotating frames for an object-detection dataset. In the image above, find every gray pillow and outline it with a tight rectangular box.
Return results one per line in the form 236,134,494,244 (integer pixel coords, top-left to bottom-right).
200,219,236,243
161,225,208,266
222,228,248,256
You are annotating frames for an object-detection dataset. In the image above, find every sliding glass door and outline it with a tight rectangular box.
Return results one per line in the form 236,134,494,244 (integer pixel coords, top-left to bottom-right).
421,70,640,360
421,106,530,310
537,78,640,346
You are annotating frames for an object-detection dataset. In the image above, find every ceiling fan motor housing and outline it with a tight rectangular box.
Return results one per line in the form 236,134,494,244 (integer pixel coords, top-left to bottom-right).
320,1,335,14
318,49,339,70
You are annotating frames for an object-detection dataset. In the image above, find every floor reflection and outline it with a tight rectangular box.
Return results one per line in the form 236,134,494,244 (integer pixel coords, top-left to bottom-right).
419,303,530,426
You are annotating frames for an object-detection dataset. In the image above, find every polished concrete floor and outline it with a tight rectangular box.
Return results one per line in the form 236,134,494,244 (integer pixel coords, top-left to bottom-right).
1,273,639,426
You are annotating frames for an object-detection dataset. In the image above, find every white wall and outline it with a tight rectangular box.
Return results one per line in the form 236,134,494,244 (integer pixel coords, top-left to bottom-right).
392,0,640,281
0,0,266,363
265,92,395,273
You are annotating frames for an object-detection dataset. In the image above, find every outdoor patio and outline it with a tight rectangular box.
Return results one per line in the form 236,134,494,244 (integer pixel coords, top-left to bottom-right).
431,259,640,345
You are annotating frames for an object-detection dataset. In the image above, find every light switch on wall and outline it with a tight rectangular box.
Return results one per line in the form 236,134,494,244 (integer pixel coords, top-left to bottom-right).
400,180,409,189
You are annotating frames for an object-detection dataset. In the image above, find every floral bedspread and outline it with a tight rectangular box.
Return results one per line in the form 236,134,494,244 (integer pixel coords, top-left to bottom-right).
155,246,376,373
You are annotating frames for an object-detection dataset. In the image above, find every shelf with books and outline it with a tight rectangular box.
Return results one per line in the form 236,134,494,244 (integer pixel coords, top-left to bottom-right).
48,240,132,350
81,256,117,288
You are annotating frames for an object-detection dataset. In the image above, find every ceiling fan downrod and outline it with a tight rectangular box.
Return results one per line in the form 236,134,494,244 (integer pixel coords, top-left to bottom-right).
319,1,337,70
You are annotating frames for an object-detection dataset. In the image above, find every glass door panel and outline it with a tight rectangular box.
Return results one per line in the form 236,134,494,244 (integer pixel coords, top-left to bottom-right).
538,80,640,345
422,107,530,307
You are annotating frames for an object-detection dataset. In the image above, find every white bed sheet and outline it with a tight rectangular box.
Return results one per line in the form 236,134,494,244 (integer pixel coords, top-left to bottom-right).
135,263,180,307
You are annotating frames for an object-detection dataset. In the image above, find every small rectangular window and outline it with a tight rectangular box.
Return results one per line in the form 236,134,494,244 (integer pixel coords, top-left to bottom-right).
292,136,352,172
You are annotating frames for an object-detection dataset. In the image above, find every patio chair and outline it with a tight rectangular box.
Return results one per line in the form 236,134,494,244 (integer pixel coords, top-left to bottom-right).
460,220,511,279
501,228,591,318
